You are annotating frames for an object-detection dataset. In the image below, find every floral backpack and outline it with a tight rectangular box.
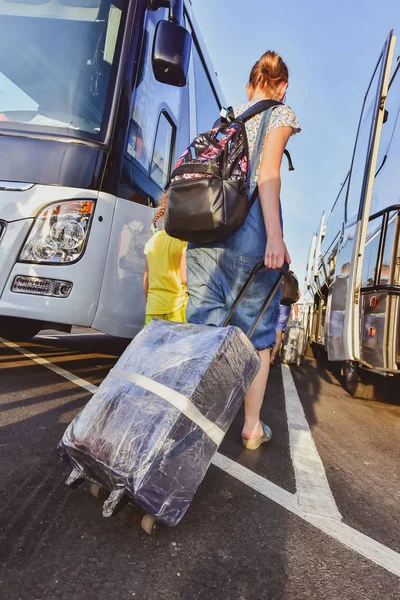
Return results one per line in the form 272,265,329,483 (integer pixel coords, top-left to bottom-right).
165,99,293,243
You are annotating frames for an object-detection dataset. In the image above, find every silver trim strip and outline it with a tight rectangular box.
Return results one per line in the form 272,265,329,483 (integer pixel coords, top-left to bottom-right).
0,220,6,242
0,181,35,192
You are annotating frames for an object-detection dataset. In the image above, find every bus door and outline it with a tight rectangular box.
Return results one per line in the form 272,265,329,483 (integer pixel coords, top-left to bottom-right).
93,6,187,338
327,31,396,362
92,4,223,338
360,60,400,370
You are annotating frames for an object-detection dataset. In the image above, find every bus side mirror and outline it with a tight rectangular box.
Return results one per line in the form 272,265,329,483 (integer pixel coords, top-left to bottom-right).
152,19,192,87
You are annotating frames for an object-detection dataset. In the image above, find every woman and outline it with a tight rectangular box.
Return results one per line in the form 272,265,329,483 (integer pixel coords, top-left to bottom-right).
186,51,301,449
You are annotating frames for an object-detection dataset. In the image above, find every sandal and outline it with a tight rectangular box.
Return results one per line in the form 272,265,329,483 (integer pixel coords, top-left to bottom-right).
242,422,272,450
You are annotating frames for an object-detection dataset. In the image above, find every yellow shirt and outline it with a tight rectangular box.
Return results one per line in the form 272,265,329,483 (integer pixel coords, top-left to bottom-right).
144,230,188,315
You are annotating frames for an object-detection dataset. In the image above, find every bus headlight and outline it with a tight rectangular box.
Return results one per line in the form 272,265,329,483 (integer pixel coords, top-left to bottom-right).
20,201,95,264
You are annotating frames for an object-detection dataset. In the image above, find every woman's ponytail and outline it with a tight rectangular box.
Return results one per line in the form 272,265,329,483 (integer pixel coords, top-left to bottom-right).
248,51,289,99
152,192,168,232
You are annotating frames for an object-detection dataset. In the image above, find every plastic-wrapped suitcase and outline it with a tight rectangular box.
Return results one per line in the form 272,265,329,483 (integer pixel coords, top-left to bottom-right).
58,262,288,534
281,322,305,367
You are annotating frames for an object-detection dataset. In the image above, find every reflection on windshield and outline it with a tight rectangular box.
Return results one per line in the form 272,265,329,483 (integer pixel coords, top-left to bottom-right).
0,0,126,138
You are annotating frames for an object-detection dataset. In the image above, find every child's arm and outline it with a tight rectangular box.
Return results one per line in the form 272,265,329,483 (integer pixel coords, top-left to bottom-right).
180,251,187,286
143,259,149,299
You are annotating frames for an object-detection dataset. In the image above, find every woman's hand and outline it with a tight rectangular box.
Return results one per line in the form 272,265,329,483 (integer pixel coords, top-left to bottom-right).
264,237,291,270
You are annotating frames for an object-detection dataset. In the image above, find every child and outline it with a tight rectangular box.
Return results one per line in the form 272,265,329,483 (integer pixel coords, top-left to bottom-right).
143,194,188,325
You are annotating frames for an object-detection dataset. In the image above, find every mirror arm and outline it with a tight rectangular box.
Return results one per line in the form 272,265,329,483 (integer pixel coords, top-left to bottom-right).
169,0,183,24
148,1,169,10
149,0,183,24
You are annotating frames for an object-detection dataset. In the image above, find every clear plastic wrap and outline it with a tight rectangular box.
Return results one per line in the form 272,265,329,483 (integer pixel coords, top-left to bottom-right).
59,319,260,527
281,322,306,366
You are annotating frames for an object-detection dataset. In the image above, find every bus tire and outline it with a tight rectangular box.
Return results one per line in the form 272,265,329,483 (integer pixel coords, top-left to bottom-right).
0,317,43,342
341,361,376,400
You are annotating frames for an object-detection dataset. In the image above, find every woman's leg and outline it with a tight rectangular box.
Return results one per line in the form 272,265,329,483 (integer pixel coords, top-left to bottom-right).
242,348,271,439
270,328,284,363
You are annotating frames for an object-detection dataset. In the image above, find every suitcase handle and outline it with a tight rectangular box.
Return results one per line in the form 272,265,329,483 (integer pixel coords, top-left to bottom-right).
221,261,290,340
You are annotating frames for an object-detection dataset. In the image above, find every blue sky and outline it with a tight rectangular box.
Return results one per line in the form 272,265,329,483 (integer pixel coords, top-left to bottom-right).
191,0,400,285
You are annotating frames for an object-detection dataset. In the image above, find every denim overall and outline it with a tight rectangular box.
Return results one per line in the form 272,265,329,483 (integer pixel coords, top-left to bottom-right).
186,107,282,350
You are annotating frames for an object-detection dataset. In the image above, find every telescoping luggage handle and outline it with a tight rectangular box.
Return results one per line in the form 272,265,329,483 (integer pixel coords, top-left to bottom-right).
221,261,290,340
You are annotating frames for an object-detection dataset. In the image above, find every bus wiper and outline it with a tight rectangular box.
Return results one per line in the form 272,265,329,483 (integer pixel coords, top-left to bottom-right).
375,154,387,178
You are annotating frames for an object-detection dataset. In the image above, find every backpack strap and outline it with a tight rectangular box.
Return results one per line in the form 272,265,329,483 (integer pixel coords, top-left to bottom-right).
214,100,294,207
237,99,282,122
237,101,295,172
213,100,282,128
284,149,295,171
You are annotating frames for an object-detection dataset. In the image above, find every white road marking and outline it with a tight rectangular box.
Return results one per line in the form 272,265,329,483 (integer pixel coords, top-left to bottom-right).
212,452,299,514
36,332,107,339
305,514,400,580
213,453,400,578
0,338,98,395
281,364,342,521
2,337,400,578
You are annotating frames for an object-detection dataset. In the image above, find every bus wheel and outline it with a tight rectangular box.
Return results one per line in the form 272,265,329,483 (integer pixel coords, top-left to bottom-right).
0,317,43,341
341,361,376,399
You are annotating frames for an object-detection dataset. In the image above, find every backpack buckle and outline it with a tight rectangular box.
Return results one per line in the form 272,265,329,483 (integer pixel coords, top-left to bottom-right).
220,106,235,123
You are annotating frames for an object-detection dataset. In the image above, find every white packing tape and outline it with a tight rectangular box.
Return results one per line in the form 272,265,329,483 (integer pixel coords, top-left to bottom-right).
109,369,225,446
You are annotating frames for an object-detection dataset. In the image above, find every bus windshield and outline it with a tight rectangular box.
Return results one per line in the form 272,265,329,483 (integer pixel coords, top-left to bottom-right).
0,0,127,140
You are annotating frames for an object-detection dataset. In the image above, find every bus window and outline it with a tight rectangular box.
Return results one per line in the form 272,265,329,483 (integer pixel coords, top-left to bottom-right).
192,43,220,134
150,111,176,189
174,65,190,159
321,174,348,257
346,51,387,224
374,64,400,176
128,10,181,173
362,226,381,287
0,0,127,139
379,215,397,284
371,71,400,215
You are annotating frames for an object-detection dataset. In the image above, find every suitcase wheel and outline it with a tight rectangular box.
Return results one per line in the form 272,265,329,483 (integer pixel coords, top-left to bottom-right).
141,514,160,535
90,483,105,499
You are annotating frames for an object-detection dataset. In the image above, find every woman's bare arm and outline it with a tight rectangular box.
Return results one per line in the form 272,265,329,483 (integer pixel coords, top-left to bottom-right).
258,126,292,270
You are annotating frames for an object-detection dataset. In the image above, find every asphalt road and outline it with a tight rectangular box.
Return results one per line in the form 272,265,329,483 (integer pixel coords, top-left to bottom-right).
1,329,400,600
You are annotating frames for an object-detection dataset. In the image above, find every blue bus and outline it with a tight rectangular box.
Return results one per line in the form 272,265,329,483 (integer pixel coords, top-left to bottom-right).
0,0,224,340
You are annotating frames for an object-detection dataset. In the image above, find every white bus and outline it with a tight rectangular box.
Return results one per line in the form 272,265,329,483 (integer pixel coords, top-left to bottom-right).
304,30,400,397
0,0,223,340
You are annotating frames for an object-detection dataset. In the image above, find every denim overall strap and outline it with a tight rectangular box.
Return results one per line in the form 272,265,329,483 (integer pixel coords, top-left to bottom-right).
248,107,275,198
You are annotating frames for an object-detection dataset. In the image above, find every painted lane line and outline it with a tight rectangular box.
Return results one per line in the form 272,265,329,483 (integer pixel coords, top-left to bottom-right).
281,364,342,521
212,452,299,514
38,332,107,337
0,338,98,395
305,514,400,580
213,453,400,578
2,338,400,578
35,333,107,340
